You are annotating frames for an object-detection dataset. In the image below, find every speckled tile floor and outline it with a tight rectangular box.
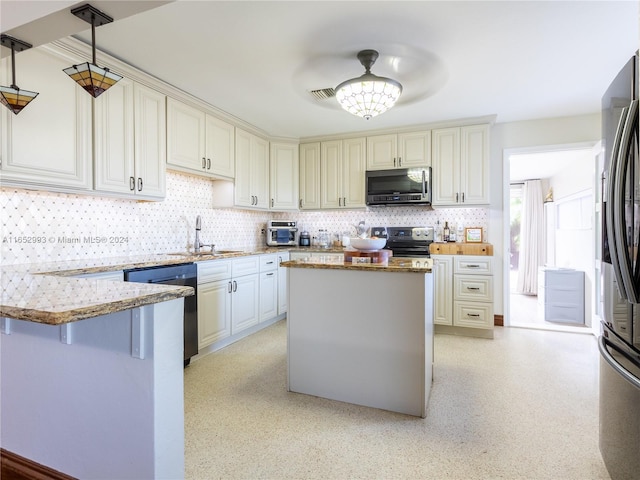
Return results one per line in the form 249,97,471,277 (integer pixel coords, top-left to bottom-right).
184,320,609,480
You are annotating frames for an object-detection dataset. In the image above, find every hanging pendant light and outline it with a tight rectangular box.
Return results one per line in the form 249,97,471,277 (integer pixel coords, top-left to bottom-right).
335,49,402,120
63,3,122,98
0,35,39,115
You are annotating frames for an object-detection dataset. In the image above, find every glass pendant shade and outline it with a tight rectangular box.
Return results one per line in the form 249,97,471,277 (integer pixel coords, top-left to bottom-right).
64,62,122,98
335,49,402,120
0,85,39,114
0,34,39,115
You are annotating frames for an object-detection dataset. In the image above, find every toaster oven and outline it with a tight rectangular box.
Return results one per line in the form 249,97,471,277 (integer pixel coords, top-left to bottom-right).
266,220,299,246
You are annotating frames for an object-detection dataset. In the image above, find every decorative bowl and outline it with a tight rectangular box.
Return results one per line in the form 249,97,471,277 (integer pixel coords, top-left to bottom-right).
350,237,387,251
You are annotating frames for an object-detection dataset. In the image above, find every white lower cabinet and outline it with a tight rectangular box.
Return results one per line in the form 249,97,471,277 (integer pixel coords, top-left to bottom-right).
453,256,493,329
432,255,453,325
197,260,233,348
432,254,494,335
197,254,287,351
259,254,278,321
230,256,260,334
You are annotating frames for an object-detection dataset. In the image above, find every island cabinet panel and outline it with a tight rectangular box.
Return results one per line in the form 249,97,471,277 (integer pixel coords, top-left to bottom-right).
0,45,92,191
287,267,434,417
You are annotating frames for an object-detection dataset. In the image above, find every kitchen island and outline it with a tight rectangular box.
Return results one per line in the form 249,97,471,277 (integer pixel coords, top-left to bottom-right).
0,255,197,479
281,256,434,417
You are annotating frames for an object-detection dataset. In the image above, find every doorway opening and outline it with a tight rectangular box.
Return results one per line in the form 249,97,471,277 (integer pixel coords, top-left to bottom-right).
504,144,597,334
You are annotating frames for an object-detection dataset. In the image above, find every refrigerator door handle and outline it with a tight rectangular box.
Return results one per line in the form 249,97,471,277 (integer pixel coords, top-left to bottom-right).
612,100,639,303
607,105,630,299
599,336,640,389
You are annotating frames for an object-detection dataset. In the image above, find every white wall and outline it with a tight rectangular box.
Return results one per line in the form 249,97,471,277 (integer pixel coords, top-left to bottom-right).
548,151,596,325
489,113,601,317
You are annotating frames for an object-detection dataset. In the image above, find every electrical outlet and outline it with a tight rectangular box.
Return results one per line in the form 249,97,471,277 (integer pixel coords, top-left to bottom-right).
260,228,266,235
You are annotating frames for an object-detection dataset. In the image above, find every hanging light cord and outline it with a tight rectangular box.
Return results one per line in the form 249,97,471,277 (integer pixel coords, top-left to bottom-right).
9,41,17,88
90,13,97,65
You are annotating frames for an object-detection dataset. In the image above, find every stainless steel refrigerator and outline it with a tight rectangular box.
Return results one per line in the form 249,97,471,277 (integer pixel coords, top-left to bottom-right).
600,52,640,480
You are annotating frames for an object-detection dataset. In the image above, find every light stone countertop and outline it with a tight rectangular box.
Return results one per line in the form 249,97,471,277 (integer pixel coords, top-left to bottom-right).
0,247,346,325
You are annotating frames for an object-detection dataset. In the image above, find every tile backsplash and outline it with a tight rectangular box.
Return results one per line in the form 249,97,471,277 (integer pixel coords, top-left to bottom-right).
1,171,487,265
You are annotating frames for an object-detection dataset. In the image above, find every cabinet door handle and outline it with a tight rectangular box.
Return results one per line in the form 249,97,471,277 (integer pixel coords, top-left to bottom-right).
228,281,232,293
456,192,459,202
398,157,402,167
137,178,143,191
207,158,211,170
271,198,274,208
393,158,396,167
299,199,303,208
202,157,206,169
129,177,135,191
462,192,465,203
232,280,237,292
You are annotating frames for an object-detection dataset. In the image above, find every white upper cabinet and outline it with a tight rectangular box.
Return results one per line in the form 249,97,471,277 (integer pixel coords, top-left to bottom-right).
235,128,269,209
166,98,235,179
321,138,366,209
432,124,489,206
205,114,235,178
270,142,299,211
299,142,321,210
94,80,166,199
0,45,92,191
366,131,430,170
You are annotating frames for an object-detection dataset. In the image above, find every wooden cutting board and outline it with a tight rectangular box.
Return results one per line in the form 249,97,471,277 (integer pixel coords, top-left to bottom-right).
429,243,493,256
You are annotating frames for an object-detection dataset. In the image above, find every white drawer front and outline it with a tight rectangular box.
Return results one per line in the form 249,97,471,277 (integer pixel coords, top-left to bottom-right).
454,256,492,275
454,275,493,302
260,254,278,272
197,260,232,284
232,255,260,277
454,301,493,329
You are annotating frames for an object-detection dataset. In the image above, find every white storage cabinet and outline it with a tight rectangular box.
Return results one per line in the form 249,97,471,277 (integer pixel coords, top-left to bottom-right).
453,256,494,329
539,268,585,324
432,124,490,206
366,131,431,170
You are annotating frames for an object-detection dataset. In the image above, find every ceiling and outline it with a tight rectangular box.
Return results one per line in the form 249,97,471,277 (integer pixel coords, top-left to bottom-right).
2,1,638,140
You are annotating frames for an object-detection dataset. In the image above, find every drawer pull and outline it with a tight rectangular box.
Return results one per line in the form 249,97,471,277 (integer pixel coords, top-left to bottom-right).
467,287,480,291
267,272,274,276
467,313,481,317
466,264,481,268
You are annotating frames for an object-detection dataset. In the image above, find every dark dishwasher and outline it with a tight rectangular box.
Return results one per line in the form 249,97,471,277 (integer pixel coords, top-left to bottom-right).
124,263,198,366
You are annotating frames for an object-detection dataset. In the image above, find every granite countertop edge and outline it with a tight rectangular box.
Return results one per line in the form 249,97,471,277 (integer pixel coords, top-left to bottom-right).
0,247,343,325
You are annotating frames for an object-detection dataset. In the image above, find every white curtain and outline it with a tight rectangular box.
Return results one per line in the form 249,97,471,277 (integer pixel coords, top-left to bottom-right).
517,180,544,295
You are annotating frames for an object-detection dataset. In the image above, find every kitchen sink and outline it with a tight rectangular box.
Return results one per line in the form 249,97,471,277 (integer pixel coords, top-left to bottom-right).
169,250,244,257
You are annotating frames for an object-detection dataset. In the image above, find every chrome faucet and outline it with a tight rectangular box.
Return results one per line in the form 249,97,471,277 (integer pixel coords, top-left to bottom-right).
194,215,215,253
195,215,202,253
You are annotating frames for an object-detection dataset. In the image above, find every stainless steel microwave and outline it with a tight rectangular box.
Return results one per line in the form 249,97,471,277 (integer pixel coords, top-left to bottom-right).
366,167,432,206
